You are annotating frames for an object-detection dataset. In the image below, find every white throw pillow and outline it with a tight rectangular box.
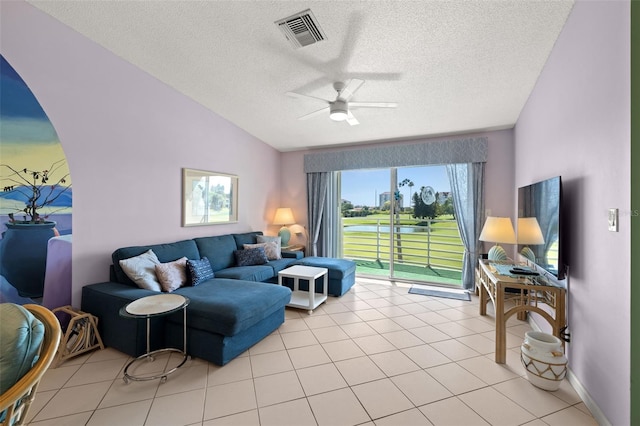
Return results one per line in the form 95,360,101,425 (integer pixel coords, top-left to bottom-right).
256,235,282,259
119,249,162,292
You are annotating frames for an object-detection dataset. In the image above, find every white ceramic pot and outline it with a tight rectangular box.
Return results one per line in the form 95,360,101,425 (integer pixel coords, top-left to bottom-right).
520,331,568,391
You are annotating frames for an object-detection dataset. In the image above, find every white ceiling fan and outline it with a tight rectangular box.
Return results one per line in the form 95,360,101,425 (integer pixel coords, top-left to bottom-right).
286,79,397,126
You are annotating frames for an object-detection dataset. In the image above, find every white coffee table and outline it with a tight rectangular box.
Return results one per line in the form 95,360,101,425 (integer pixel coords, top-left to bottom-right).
278,265,328,314
119,293,189,383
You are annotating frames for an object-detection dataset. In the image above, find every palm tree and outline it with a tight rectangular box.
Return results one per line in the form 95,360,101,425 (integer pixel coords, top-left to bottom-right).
399,179,414,211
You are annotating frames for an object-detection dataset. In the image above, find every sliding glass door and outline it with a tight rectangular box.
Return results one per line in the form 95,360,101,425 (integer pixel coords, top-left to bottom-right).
340,166,463,286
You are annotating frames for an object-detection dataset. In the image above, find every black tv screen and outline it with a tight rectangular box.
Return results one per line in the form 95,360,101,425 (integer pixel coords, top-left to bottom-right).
517,176,565,280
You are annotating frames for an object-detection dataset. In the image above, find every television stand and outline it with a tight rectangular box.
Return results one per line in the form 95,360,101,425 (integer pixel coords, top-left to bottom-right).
477,259,566,364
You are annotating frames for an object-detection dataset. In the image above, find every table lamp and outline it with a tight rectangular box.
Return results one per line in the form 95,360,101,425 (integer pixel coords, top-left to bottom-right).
517,217,545,262
273,208,295,246
479,216,516,261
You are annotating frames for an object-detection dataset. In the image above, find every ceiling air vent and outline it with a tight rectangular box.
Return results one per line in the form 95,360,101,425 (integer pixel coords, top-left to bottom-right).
275,9,326,49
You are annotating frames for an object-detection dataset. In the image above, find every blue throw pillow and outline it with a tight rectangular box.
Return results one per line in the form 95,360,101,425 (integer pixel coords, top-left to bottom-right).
186,257,215,286
234,247,268,266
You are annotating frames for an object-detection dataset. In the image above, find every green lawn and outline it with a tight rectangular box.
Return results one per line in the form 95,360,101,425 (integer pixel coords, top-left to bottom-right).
341,214,464,285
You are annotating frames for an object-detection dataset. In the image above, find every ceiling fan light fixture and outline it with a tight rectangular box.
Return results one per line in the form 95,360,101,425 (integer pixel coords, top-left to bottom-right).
330,101,348,121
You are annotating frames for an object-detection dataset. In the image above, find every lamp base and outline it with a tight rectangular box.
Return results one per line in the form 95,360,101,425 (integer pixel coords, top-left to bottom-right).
278,226,291,246
520,246,536,262
488,244,508,261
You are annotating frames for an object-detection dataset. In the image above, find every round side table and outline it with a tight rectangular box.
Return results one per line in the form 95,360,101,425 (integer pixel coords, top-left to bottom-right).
119,293,190,383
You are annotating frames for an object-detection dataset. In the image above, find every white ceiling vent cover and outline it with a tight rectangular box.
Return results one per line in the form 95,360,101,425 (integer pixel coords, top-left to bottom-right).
275,9,326,49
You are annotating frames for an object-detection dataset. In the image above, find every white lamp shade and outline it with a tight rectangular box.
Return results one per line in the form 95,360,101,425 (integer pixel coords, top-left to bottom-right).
517,217,545,245
273,208,295,225
479,217,516,244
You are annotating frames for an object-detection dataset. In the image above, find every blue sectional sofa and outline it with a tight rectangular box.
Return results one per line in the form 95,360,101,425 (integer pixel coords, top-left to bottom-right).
81,231,302,366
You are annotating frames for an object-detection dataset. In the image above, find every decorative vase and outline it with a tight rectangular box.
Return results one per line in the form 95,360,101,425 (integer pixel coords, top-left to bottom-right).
0,221,57,298
520,331,568,391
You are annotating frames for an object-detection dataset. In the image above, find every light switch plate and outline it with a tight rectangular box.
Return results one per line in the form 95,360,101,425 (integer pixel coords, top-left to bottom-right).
608,208,618,232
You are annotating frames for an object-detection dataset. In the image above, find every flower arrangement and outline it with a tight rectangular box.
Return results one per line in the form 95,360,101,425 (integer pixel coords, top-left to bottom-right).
1,159,71,224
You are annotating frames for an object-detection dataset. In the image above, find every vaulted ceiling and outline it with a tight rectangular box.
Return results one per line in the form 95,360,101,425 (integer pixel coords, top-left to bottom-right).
28,1,574,152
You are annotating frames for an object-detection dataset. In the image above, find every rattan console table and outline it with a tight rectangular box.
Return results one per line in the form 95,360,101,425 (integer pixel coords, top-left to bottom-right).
477,259,566,364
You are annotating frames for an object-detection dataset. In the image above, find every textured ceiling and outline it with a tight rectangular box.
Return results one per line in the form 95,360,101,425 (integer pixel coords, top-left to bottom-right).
28,0,574,152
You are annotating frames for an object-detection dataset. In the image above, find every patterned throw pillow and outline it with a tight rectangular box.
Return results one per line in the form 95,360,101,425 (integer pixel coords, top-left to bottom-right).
155,257,188,292
244,242,281,261
119,249,162,291
186,257,215,286
256,235,282,255
234,247,269,266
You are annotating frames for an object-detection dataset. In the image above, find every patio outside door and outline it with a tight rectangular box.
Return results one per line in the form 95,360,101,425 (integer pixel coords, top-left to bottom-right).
340,166,463,286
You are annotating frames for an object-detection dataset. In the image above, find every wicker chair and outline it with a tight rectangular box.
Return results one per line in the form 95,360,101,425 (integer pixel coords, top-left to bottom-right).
0,304,62,426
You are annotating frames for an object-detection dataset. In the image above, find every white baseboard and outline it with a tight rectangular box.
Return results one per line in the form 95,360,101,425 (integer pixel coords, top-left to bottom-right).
566,369,611,426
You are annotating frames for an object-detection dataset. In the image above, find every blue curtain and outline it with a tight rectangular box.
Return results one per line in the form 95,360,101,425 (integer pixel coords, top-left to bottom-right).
306,172,328,257
446,163,485,290
306,172,339,257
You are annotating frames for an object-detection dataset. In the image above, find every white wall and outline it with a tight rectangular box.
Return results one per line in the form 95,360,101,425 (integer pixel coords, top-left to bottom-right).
514,1,630,424
1,1,283,305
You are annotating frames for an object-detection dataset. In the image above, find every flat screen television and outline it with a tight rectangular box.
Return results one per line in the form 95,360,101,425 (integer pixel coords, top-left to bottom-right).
517,176,565,280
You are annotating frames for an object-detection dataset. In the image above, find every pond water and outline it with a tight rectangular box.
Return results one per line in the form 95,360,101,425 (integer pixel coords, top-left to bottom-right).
344,225,426,233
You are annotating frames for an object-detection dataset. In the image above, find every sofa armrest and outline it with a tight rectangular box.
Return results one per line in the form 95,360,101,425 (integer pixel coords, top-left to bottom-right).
281,250,304,260
81,282,162,357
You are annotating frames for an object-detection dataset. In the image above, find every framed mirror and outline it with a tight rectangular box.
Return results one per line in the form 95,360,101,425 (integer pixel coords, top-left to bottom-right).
182,168,238,226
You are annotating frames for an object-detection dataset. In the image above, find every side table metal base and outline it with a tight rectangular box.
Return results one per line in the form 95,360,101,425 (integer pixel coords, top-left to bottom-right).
123,348,189,384
119,294,190,384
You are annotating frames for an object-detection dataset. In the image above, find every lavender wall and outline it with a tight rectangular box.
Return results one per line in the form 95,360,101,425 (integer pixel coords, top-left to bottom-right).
280,129,516,253
1,2,282,305
514,1,630,424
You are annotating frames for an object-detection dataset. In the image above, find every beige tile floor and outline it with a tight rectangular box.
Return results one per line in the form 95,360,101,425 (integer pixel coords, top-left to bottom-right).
28,277,597,426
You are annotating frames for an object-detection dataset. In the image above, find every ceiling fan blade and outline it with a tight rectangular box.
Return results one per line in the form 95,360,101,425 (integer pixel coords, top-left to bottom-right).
286,92,330,104
298,107,329,120
346,111,359,126
339,79,365,101
349,102,398,108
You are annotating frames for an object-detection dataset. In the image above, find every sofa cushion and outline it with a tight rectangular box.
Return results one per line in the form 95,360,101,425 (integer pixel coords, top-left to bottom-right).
186,258,215,286
113,240,199,287
119,249,162,291
0,304,45,395
155,257,188,292
173,279,291,336
194,235,237,272
215,265,274,282
292,257,356,280
232,231,263,250
266,258,298,274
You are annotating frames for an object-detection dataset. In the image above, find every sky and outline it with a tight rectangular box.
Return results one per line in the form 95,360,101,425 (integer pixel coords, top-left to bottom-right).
0,55,72,215
341,165,450,207
1,54,70,183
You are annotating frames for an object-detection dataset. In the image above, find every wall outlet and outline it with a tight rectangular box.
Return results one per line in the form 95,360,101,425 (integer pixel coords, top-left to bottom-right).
608,208,618,232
